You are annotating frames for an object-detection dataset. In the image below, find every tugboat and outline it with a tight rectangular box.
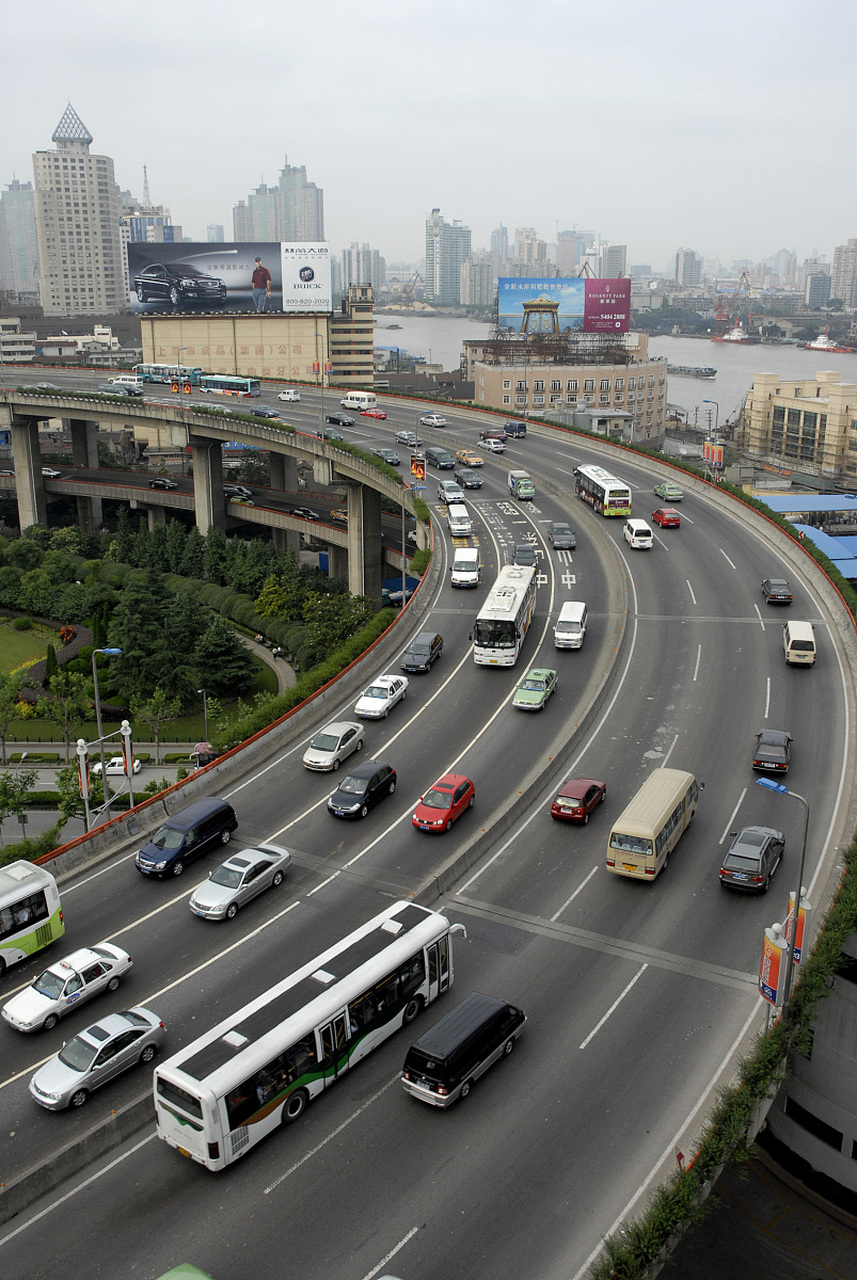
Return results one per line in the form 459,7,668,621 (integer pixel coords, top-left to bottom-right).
712,323,758,344
798,331,854,354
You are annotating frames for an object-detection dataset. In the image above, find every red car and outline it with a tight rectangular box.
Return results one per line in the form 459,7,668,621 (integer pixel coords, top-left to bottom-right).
361,407,387,420
550,777,607,823
412,773,475,832
652,507,680,528
479,426,507,442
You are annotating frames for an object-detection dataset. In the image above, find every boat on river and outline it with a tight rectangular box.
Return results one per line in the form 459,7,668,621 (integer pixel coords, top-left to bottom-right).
667,364,717,378
712,324,759,345
798,331,854,354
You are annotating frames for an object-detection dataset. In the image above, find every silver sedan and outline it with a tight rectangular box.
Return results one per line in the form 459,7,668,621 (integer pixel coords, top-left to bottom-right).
189,845,292,921
302,720,365,771
29,1007,166,1109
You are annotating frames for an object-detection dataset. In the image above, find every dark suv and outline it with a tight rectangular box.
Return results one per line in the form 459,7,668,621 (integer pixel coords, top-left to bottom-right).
327,760,397,819
400,631,443,673
504,420,528,438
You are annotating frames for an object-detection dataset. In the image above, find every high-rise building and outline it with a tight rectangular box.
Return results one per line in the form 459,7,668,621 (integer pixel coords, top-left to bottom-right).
459,256,494,307
207,224,224,242
805,274,831,308
515,227,548,266
32,104,125,316
601,244,628,278
424,209,471,306
232,156,324,242
557,229,594,275
490,224,508,264
0,179,39,295
831,238,857,308
674,248,702,288
342,242,385,295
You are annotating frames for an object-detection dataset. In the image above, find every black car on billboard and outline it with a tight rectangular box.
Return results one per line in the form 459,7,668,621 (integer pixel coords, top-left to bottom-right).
133,262,227,308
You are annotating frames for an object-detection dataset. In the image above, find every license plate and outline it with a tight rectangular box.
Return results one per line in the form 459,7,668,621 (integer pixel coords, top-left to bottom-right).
418,824,432,831
733,873,748,881
623,863,636,873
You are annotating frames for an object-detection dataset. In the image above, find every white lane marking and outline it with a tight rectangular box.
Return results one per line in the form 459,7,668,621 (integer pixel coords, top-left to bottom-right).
693,644,701,682
720,548,738,571
720,788,747,844
686,579,697,606
764,676,771,719
361,1226,421,1280
550,866,600,922
754,602,765,631
662,734,679,768
579,964,648,1049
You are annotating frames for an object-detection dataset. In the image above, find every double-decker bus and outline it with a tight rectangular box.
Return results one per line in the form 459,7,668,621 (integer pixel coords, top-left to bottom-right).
606,769,699,880
133,362,203,386
197,374,261,397
472,564,537,667
574,463,632,517
0,861,64,975
153,901,465,1170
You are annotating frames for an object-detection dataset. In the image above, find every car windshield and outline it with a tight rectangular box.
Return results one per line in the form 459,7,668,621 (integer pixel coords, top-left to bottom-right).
32,970,65,999
210,866,244,888
422,788,453,810
58,1036,100,1071
168,265,207,278
311,733,340,751
149,825,186,851
610,832,653,855
521,679,544,692
338,776,368,796
409,646,430,658
363,686,387,700
474,620,516,648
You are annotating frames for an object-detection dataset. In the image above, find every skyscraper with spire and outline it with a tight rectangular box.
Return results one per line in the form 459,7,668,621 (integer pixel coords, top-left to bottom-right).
32,104,125,315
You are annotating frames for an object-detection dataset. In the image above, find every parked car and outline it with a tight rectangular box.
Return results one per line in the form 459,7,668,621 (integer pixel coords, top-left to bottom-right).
752,729,792,773
652,507,681,528
148,476,178,490
327,760,397,819
29,1007,166,1109
189,845,291,920
653,481,683,501
412,774,475,833
512,667,558,710
719,826,785,893
302,720,364,771
420,413,447,427
761,577,793,605
326,412,354,427
550,777,607,823
2,943,133,1033
354,674,409,719
90,755,141,777
133,262,227,306
549,522,576,549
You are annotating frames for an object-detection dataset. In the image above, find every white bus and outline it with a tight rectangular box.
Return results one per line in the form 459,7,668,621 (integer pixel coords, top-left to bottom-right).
134,362,203,386
153,901,465,1170
198,374,261,397
606,769,700,880
472,565,537,667
574,464,632,517
0,861,65,975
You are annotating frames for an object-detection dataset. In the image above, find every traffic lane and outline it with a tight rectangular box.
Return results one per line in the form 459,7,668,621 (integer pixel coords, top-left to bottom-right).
0,910,760,1280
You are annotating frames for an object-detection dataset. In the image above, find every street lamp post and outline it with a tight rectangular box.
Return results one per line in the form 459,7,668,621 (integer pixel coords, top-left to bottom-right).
177,346,188,376
16,750,29,837
702,398,720,435
198,688,209,743
91,647,122,821
755,777,811,1022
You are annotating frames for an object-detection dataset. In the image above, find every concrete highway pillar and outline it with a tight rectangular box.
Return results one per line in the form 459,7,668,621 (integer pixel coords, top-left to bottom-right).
268,452,297,496
68,418,103,530
189,437,226,533
147,505,167,530
9,419,47,531
271,526,301,555
347,483,383,601
328,545,348,581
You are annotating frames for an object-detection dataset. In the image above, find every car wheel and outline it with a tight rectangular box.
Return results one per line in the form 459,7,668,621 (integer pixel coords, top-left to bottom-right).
402,996,423,1025
43,1013,59,1032
171,861,185,877
221,829,232,844
70,1089,89,1109
169,285,181,306
356,739,363,752
140,1044,157,1065
0,955,5,978
272,870,285,888
226,902,238,920
460,1080,472,1101
332,758,340,771
136,285,146,302
762,874,771,894
107,975,120,992
401,690,407,700
282,1089,308,1125
383,707,389,718
360,804,369,818
582,812,589,826
445,818,454,832
388,780,397,794
503,1037,515,1057
468,795,475,808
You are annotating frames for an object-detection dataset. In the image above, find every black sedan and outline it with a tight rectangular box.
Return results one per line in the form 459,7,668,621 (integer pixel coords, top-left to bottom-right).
290,507,320,521
250,405,282,420
327,760,397,819
549,521,576,549
752,729,792,773
327,412,355,427
761,578,793,604
133,262,227,307
148,477,178,491
719,826,785,893
373,448,401,466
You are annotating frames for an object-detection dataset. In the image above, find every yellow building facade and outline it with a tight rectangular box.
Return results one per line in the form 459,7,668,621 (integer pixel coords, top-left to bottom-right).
740,370,857,485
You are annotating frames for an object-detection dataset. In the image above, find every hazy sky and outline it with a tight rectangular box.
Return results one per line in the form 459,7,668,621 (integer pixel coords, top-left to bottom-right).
6,0,856,273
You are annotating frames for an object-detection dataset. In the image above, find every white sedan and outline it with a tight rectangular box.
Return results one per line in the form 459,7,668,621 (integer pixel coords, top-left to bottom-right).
354,674,409,719
90,755,142,776
419,413,448,428
483,437,506,453
302,720,365,771
1,943,134,1033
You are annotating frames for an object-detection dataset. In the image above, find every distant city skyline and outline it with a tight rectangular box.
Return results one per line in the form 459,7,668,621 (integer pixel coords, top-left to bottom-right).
3,1,856,276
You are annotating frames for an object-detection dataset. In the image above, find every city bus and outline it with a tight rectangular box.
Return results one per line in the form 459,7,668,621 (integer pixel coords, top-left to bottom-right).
0,861,65,975
472,565,537,667
153,900,465,1170
606,769,700,880
574,463,632,517
197,374,261,397
133,362,203,386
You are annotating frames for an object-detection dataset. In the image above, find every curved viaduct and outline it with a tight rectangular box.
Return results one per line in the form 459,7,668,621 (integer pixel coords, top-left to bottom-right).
0,389,421,598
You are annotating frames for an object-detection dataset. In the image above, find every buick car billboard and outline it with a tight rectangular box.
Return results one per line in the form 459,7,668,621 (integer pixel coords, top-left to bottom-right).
127,242,332,314
497,278,630,334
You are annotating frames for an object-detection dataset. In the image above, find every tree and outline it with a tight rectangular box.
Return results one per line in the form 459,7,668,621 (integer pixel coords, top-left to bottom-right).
193,616,256,699
0,767,38,848
109,506,135,564
0,674,23,766
165,518,188,574
43,643,58,686
181,526,206,579
106,571,170,701
205,525,228,585
162,587,209,705
129,687,182,766
42,670,92,764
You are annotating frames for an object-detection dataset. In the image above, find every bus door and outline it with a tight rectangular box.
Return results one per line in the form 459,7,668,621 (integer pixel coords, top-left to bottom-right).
427,936,450,1002
319,1013,350,1084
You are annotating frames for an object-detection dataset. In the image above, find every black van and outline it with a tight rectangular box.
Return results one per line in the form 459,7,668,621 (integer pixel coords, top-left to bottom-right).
135,797,238,878
401,992,526,1107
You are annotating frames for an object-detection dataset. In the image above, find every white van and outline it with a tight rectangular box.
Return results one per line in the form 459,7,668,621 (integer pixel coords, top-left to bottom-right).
450,547,480,588
340,391,377,411
278,387,301,402
110,374,143,388
554,601,587,649
446,502,472,536
783,620,817,666
623,518,654,549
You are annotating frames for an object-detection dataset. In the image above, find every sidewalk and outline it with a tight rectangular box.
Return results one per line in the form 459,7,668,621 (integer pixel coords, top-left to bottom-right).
241,633,297,695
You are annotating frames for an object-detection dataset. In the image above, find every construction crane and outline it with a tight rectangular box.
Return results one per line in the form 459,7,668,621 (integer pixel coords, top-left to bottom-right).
400,271,424,308
713,270,753,337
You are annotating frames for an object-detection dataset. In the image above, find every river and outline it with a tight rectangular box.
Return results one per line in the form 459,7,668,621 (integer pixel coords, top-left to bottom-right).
372,314,857,430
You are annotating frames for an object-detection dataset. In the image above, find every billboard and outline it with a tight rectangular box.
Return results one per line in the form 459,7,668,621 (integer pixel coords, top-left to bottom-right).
497,278,631,334
127,242,332,315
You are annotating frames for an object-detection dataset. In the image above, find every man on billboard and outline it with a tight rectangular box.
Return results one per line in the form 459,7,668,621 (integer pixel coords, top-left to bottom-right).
252,257,272,312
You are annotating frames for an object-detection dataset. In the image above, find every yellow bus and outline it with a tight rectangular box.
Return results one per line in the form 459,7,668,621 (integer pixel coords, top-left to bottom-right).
606,769,699,881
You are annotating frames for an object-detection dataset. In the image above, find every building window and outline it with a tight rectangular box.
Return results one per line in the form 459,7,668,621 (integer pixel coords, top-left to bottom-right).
614,394,623,405
615,378,624,390
550,380,561,392
599,394,610,405
502,394,510,405
567,394,577,404
533,394,544,405
567,379,578,391
600,379,610,391
787,408,801,427
502,379,511,390
516,395,527,406
584,379,595,392
516,380,527,391
533,380,545,392
773,405,785,425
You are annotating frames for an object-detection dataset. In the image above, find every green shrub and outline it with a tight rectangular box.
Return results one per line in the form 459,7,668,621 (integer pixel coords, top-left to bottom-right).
12,617,32,631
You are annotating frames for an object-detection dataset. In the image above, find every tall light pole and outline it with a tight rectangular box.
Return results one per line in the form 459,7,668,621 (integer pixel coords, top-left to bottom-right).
702,398,720,435
755,777,810,1023
92,647,121,821
198,688,209,743
177,346,188,375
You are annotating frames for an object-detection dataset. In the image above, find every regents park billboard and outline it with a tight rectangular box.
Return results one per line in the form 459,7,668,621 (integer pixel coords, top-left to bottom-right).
127,242,332,314
497,278,631,334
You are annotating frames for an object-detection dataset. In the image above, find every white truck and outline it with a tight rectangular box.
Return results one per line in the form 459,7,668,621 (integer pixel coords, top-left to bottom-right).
508,470,535,500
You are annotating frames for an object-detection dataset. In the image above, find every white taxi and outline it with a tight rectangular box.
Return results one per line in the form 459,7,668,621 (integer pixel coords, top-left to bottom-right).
1,943,133,1033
